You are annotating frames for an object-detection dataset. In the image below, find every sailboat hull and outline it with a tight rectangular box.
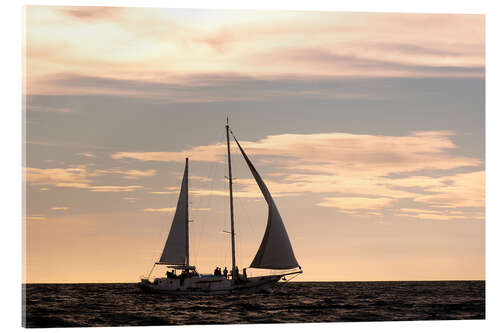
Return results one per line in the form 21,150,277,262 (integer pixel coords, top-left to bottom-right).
138,275,282,295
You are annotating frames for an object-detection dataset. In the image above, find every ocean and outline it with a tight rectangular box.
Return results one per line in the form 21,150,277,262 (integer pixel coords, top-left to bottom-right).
23,281,485,328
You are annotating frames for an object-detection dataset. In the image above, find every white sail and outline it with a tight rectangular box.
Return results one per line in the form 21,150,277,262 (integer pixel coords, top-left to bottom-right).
158,159,188,265
232,134,300,270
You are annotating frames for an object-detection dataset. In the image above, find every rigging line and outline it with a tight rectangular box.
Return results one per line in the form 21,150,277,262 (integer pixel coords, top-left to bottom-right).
231,145,243,269
230,136,259,268
235,183,259,255
235,179,246,269
275,272,301,289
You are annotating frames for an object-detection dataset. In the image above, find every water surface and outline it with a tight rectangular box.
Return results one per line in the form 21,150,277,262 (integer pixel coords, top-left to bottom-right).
23,281,485,327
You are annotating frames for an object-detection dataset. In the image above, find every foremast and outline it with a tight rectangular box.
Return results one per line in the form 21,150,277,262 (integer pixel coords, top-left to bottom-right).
225,118,237,279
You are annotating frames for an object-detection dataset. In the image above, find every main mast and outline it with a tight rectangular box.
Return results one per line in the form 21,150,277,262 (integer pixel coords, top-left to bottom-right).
185,157,189,268
226,118,237,279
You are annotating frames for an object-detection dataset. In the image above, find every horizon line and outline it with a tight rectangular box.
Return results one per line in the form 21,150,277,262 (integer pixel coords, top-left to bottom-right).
22,279,486,285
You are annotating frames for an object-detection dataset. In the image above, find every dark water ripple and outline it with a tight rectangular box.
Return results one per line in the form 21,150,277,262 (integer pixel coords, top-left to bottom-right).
23,281,485,327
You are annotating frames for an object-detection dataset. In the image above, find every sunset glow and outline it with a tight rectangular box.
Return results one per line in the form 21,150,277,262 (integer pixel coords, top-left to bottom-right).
23,6,484,283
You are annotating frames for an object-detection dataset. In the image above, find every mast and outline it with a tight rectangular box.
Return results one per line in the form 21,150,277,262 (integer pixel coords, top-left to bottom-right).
185,157,189,268
226,118,237,279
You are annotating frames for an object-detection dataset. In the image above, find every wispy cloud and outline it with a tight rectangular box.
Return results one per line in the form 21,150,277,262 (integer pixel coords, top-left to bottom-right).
26,167,90,185
58,6,123,21
51,182,144,192
191,189,262,199
27,105,73,113
25,166,156,183
77,152,96,158
24,166,152,192
97,169,157,180
279,48,483,77
392,207,485,221
51,206,69,211
143,207,176,213
317,197,395,210
25,214,47,221
87,185,144,193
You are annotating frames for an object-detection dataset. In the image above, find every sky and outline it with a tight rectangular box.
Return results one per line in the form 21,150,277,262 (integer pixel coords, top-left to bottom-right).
23,6,484,283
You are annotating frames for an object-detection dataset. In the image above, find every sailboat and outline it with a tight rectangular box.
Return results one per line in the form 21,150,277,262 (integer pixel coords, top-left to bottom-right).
139,120,302,294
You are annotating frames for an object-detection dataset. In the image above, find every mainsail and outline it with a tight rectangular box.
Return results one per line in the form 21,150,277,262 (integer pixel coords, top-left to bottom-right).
231,133,300,270
158,158,189,265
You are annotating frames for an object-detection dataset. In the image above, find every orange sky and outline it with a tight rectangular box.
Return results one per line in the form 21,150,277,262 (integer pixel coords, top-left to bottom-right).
23,6,484,283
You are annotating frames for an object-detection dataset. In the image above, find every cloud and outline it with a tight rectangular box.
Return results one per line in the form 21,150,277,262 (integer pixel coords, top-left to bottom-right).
187,175,213,182
112,130,478,175
51,207,69,211
25,8,484,96
413,171,484,208
399,208,443,214
87,185,144,193
143,206,211,213
317,197,395,210
112,130,483,220
29,69,482,103
77,152,96,158
392,207,485,221
27,105,73,113
97,169,157,180
26,167,90,185
25,215,47,221
191,189,262,199
112,142,227,163
25,167,156,184
393,213,465,221
52,182,144,192
53,182,90,189
144,207,176,213
58,6,123,21
371,42,480,57
192,208,212,211
275,48,483,78
25,166,151,192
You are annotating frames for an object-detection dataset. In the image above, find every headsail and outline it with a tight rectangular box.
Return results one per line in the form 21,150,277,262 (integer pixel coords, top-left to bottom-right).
231,132,300,270
158,159,189,265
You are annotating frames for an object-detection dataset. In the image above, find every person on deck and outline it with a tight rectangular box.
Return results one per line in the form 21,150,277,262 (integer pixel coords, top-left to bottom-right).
223,267,228,278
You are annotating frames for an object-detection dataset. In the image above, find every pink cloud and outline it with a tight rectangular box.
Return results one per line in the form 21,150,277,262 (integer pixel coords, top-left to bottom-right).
111,130,483,220
24,8,484,95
